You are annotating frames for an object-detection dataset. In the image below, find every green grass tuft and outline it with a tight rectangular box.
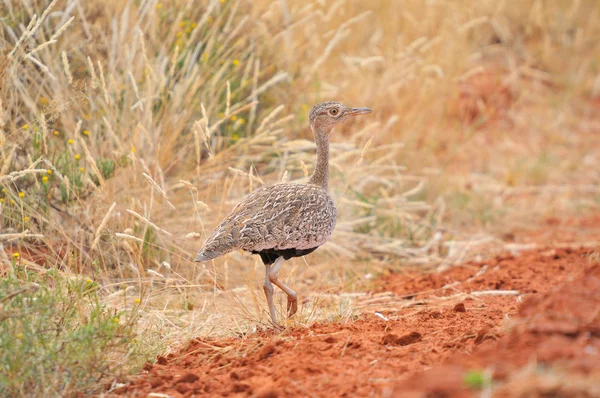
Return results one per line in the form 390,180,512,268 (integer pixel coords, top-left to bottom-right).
0,266,146,396
463,369,487,390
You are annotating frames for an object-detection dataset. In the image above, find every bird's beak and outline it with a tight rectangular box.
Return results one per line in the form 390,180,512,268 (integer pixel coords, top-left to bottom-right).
347,107,373,116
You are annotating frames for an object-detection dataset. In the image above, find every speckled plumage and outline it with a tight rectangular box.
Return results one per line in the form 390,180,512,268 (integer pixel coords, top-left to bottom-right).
194,182,336,261
194,101,372,325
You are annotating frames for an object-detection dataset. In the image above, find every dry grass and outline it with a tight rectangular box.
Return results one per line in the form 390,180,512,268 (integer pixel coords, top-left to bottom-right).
1,0,600,392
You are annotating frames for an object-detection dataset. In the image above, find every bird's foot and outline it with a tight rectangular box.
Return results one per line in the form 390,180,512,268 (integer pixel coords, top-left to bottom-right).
287,297,298,318
271,322,284,332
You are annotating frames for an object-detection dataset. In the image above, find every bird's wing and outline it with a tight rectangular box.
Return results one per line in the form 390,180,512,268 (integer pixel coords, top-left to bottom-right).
196,183,336,261
235,183,336,251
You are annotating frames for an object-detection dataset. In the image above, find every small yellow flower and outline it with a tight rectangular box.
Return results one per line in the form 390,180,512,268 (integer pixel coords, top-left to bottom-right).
47,169,53,175
16,333,23,340
232,133,239,141
22,124,28,130
232,59,240,66
40,96,49,105
13,252,20,259
23,217,30,222
174,39,183,47
156,3,162,9
42,176,48,183
67,139,74,145
218,112,224,118
230,115,238,122
10,199,15,205
134,298,141,304
18,192,25,198
207,16,214,23
33,126,39,132
75,154,81,160
83,130,89,136
191,23,197,28
0,198,4,203
86,278,93,283
176,31,183,38
185,27,192,34
179,21,186,28
131,146,136,153
113,317,120,323
1,188,5,193
238,118,246,125
220,0,225,3
79,167,85,172
53,130,59,136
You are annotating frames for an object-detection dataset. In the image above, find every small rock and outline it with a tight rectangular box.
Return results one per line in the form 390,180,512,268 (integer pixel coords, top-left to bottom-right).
382,332,422,346
231,382,251,393
156,356,168,365
259,343,277,360
397,332,422,346
453,303,466,312
175,383,189,394
177,372,199,384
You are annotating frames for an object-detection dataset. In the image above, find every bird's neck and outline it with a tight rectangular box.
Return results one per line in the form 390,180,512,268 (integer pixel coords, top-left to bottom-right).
308,128,330,189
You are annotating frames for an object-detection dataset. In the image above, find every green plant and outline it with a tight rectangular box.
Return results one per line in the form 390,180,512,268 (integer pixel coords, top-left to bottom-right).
463,369,487,390
0,266,145,396
96,158,116,182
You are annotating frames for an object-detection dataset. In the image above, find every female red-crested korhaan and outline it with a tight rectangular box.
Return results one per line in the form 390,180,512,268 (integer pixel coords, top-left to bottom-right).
195,102,372,325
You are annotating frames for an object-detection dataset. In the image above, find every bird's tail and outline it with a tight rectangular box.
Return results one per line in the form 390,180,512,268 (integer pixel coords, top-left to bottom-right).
194,253,211,262
194,249,221,262
194,229,238,262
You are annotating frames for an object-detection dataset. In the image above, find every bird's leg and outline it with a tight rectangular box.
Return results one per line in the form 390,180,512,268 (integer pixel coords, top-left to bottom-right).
263,263,278,326
268,257,298,318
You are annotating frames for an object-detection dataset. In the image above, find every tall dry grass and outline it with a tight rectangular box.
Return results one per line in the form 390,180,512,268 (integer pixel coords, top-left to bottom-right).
1,0,599,392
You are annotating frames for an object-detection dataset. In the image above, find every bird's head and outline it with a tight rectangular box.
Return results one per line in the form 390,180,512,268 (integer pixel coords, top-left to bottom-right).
308,101,372,132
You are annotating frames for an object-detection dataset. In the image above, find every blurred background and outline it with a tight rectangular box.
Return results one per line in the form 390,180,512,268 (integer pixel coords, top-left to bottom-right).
1,0,599,393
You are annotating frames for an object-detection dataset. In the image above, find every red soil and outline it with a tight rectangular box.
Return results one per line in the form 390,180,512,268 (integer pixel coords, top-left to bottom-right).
114,242,599,397
393,257,600,397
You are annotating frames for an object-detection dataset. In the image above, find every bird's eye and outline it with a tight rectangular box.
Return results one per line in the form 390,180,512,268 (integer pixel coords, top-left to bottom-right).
329,108,339,116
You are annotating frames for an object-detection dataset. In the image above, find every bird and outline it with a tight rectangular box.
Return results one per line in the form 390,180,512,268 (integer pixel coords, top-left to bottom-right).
194,101,372,325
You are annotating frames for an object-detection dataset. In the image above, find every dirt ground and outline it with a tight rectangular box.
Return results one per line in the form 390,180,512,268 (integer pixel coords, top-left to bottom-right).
113,217,600,397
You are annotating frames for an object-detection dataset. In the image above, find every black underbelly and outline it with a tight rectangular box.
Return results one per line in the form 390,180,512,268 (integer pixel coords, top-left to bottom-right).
251,247,319,265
